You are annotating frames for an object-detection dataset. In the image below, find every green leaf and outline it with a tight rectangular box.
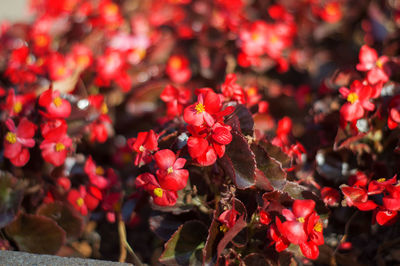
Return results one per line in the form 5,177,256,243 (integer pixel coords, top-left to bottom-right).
220,130,256,189
159,221,208,266
36,202,83,239
5,213,66,254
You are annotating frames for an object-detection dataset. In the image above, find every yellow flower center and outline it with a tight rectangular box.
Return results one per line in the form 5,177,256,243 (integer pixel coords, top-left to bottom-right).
297,217,305,223
13,102,23,114
35,35,48,47
170,57,182,69
195,103,206,114
55,142,65,152
251,33,260,41
326,3,337,15
105,3,118,16
76,197,84,207
219,224,229,233
77,55,90,67
376,59,383,69
153,188,163,198
53,97,63,107
56,67,67,77
347,93,359,104
314,222,323,232
5,132,17,144
377,178,386,183
270,35,279,44
167,166,174,174
139,145,145,152
95,166,104,176
101,103,108,114
246,87,257,96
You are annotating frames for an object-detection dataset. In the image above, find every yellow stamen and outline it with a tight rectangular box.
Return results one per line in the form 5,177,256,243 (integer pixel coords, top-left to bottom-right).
376,59,383,69
53,97,63,107
5,132,17,144
101,103,108,114
77,55,90,67
170,57,182,69
377,178,386,183
297,217,305,223
314,222,323,232
251,33,260,41
246,87,257,96
347,93,359,104
76,197,84,207
55,142,65,152
270,35,279,43
95,166,104,176
35,35,48,47
325,3,337,15
219,224,229,233
105,3,118,16
167,166,174,174
56,67,67,77
13,102,22,114
195,103,206,114
139,145,145,152
153,188,163,198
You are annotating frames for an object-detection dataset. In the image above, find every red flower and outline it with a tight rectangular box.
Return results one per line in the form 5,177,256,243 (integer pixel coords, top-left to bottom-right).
356,45,390,85
221,73,246,104
3,118,36,166
46,52,72,81
184,90,222,127
340,185,377,211
127,130,158,166
154,149,189,191
339,80,375,122
320,187,340,207
281,199,316,245
84,156,109,189
374,208,398,226
313,1,342,23
160,85,191,117
40,122,72,166
70,44,93,70
218,208,239,232
388,95,400,129
39,88,71,118
269,217,290,252
95,49,132,92
3,89,35,117
67,185,100,216
135,173,177,206
166,55,192,84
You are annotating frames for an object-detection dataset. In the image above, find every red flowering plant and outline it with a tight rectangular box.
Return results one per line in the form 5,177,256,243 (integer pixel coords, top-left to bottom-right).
2,0,400,265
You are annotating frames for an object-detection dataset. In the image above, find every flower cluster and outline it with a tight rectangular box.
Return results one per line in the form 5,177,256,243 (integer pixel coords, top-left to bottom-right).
341,172,400,226
264,200,324,260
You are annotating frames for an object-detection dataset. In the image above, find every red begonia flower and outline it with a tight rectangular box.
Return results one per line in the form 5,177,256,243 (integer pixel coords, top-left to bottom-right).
154,149,189,191
388,95,400,129
184,90,222,127
84,156,109,189
3,118,36,166
39,88,71,118
127,130,158,166
160,85,191,117
40,123,72,166
166,55,192,84
269,217,290,252
218,208,239,231
339,80,374,122
356,45,390,85
135,173,177,206
320,187,340,207
67,185,100,216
